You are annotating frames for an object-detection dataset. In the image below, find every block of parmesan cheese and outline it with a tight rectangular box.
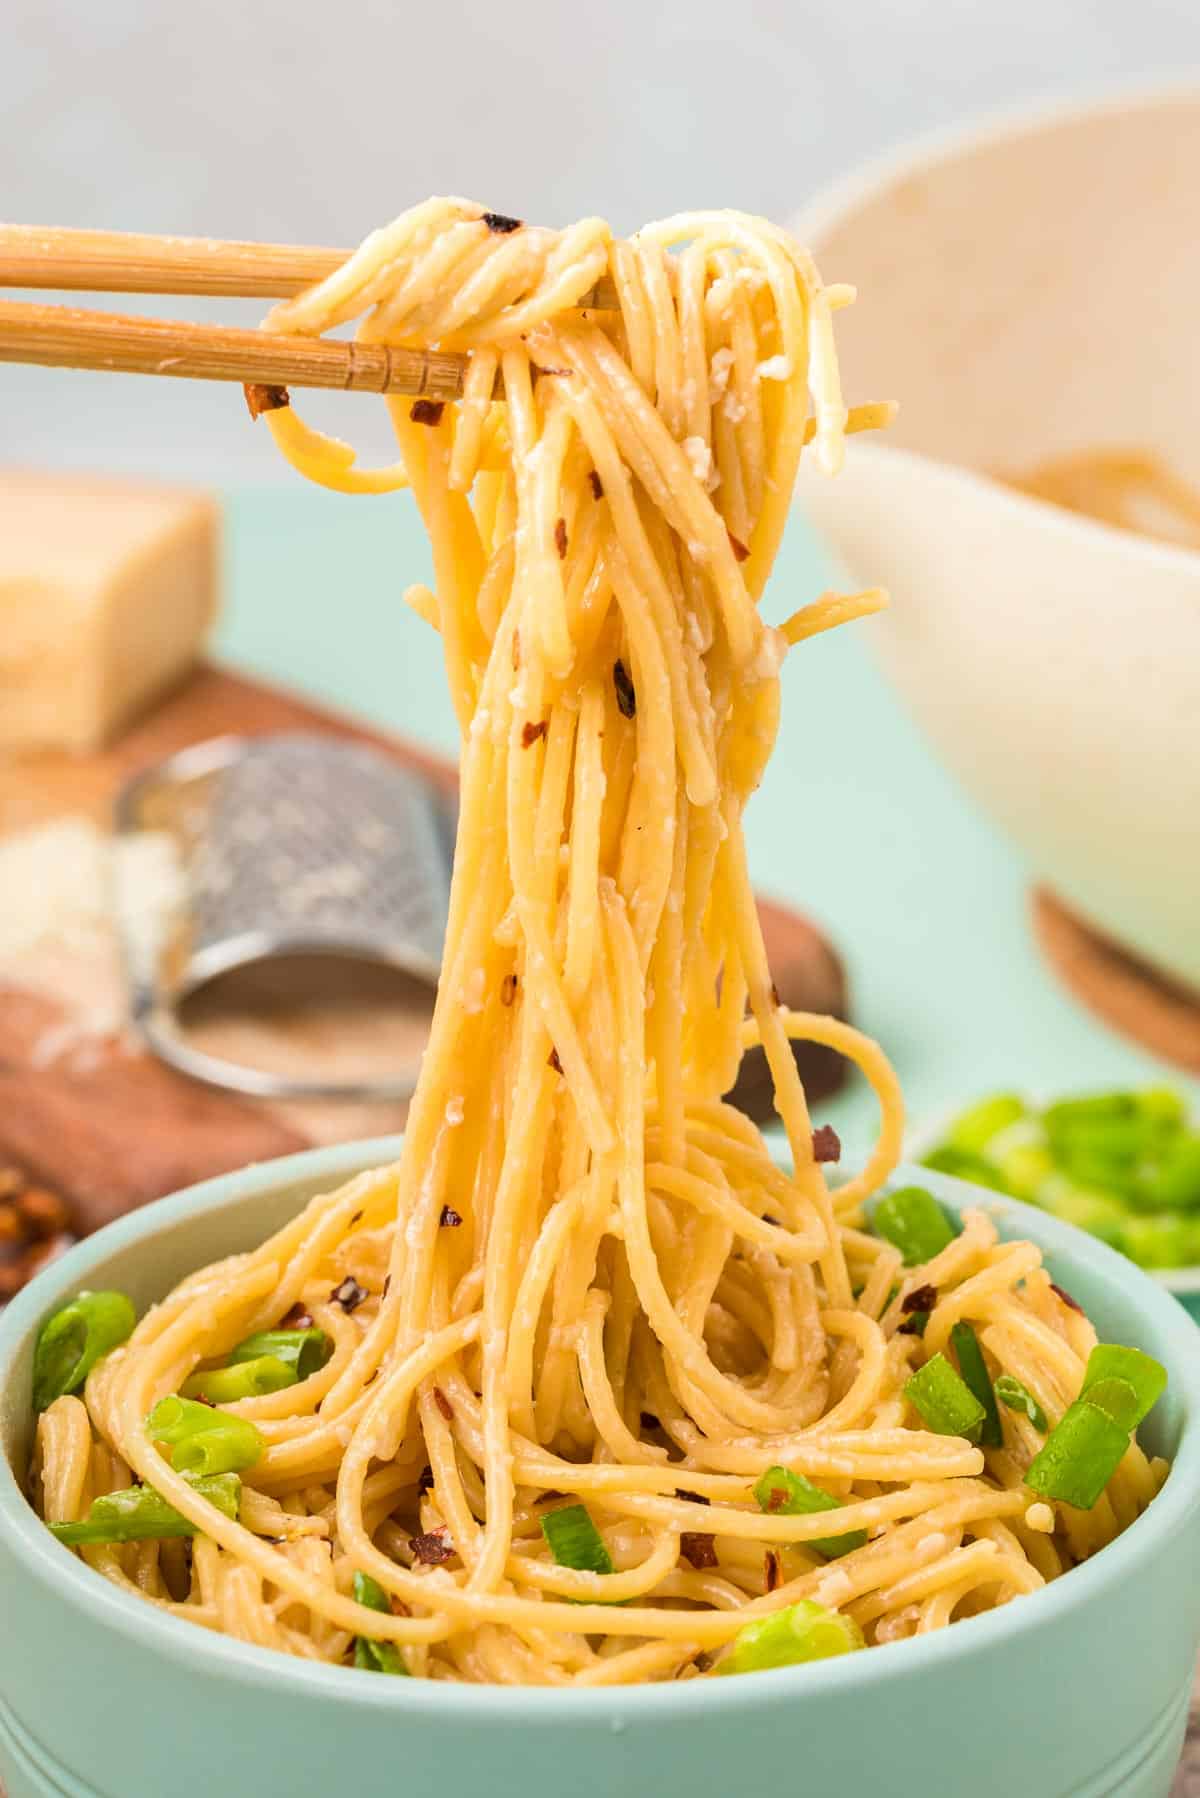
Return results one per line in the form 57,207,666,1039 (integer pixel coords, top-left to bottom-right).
0,470,219,752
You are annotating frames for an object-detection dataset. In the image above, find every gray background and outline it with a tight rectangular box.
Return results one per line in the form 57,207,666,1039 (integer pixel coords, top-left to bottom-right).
4,0,1200,483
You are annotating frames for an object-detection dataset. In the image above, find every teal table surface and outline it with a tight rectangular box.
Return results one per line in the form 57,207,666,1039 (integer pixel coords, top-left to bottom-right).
216,484,1200,1162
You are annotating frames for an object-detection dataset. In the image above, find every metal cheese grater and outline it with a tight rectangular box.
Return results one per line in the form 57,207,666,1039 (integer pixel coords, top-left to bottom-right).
114,733,455,1100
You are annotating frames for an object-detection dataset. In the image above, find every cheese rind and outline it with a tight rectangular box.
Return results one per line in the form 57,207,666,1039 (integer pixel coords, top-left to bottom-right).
0,471,219,752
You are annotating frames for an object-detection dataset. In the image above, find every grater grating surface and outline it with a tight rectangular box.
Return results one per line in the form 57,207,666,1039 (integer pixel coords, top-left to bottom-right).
114,733,454,1101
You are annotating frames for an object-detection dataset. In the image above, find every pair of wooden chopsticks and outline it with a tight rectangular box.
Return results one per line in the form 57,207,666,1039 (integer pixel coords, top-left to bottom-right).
0,224,894,447
0,224,608,401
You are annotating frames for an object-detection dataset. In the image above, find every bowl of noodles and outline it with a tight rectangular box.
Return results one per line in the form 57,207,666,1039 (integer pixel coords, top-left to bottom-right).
791,80,1200,995
2,193,1198,1797
2,1142,1200,1798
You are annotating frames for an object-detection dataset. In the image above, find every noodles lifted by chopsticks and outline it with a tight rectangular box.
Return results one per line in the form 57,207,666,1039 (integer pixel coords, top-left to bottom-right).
34,199,1167,1684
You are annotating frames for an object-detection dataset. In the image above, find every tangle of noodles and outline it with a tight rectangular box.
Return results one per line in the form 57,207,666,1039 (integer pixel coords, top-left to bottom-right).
33,200,1168,1683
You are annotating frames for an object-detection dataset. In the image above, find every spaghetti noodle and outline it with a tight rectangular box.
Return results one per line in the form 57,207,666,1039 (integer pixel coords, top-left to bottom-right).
33,199,1167,1683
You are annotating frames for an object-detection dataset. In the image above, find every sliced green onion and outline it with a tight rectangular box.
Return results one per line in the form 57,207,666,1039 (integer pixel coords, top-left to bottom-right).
949,1322,1001,1448
872,1187,958,1266
753,1466,867,1559
540,1503,613,1575
1136,1088,1187,1130
32,1290,137,1413
904,1352,986,1440
990,1142,1055,1201
1079,1344,1167,1430
230,1328,333,1381
50,1473,240,1546
1044,1092,1137,1129
945,1093,1027,1155
352,1570,409,1675
920,1146,1009,1193
1024,1400,1130,1508
716,1600,864,1676
1036,1182,1130,1253
146,1394,263,1476
1120,1213,1198,1269
994,1375,1047,1432
181,1356,296,1402
1142,1137,1200,1213
1081,1378,1141,1434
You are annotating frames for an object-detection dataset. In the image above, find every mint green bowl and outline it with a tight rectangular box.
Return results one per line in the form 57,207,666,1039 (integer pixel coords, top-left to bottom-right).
3,1141,1200,1798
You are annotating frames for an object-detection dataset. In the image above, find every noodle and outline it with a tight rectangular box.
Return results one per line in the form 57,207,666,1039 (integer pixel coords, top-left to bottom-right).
1004,447,1200,549
34,199,1165,1684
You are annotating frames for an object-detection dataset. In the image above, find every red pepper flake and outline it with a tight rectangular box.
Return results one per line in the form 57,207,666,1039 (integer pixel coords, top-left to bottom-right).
433,1387,455,1421
521,719,548,748
482,211,522,234
727,531,750,563
350,1211,364,1226
763,1549,782,1592
410,1528,453,1565
382,1275,391,1298
681,1532,718,1570
554,517,568,559
281,1303,313,1330
548,1048,563,1074
613,659,636,719
192,1393,216,1407
439,1205,463,1228
501,972,518,1006
330,1275,368,1313
244,382,290,419
901,1283,938,1314
410,399,445,427
588,470,604,500
417,1464,434,1495
512,628,521,670
812,1124,842,1164
766,1485,786,1514
678,1489,710,1507
1050,1282,1084,1315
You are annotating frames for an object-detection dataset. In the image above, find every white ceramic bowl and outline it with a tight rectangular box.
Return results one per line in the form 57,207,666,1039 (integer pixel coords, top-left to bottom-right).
791,81,1200,993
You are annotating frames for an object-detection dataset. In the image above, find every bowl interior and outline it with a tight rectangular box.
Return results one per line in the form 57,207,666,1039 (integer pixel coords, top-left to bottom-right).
797,85,1200,482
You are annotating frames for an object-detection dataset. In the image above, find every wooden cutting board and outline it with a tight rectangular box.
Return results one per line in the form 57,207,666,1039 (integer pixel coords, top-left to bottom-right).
0,663,848,1254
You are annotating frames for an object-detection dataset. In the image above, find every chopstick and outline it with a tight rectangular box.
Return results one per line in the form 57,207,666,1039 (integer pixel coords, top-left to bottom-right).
0,222,615,307
0,298,471,399
0,292,896,441
0,224,351,300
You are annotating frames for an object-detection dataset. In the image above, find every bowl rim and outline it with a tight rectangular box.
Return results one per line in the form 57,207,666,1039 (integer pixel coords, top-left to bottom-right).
792,72,1200,259
790,73,1200,581
797,416,1200,584
3,1136,1200,1721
